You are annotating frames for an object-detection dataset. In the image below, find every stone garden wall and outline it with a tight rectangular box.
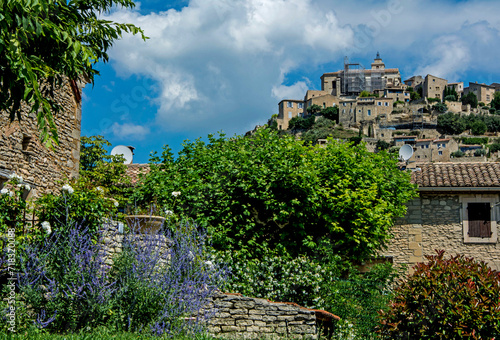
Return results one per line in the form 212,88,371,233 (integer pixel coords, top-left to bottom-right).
204,292,338,339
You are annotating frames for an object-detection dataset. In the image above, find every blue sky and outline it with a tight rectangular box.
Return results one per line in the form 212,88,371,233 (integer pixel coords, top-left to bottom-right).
81,0,500,163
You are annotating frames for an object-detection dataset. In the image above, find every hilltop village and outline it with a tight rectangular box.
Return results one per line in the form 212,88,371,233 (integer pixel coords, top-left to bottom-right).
272,53,500,163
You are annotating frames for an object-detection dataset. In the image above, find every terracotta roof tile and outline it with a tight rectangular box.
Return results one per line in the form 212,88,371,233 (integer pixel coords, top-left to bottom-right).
412,163,500,188
125,164,150,185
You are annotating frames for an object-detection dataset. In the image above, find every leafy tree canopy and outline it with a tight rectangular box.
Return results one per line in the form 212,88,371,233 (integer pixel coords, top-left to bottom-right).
133,129,417,261
306,104,322,116
462,92,478,108
0,0,147,147
491,92,500,110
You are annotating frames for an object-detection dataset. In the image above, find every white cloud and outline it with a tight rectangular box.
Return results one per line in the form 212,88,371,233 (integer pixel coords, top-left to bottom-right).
110,122,151,140
102,0,354,134
99,0,500,138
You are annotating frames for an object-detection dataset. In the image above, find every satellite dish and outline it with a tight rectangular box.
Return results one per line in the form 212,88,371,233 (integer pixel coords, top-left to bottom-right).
399,144,414,162
111,145,133,164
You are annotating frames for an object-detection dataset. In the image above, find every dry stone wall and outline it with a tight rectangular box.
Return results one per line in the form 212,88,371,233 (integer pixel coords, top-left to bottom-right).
0,79,84,198
383,193,500,272
204,293,320,339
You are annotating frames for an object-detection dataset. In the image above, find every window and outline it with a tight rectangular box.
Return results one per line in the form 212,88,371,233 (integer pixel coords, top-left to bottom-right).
381,133,384,137
426,144,429,149
367,109,371,116
461,195,498,243
378,102,382,106
342,109,345,114
298,103,304,109
287,102,293,108
385,102,389,106
323,103,326,108
288,112,292,119
343,103,346,107
438,151,443,155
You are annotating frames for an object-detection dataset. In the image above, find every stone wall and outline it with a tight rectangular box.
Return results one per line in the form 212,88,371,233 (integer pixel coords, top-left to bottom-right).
383,193,500,273
204,292,337,339
0,79,84,198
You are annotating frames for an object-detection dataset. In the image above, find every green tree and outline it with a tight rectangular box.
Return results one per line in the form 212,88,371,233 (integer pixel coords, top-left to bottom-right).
462,92,478,109
437,112,466,135
133,129,417,261
288,115,315,131
432,102,448,113
320,106,339,122
470,120,487,135
79,135,132,206
491,92,500,110
306,104,322,116
0,1,147,147
301,117,336,145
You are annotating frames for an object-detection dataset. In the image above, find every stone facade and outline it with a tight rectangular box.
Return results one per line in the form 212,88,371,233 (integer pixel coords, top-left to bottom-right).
464,82,496,104
423,74,448,100
277,99,306,130
205,292,336,339
383,163,500,273
0,79,85,198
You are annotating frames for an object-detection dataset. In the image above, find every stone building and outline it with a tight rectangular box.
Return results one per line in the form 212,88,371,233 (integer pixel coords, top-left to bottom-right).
411,138,459,162
404,75,424,89
0,79,85,198
423,74,448,100
277,99,306,130
464,82,496,104
383,162,500,272
320,53,401,97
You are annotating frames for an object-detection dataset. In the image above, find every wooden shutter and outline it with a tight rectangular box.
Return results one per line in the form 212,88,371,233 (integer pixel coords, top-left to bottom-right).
468,203,491,238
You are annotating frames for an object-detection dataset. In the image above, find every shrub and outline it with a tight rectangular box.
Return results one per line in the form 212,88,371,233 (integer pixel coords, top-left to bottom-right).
432,102,448,113
489,143,500,154
460,137,489,145
376,140,391,151
451,150,465,158
474,148,486,157
35,179,118,237
378,250,500,339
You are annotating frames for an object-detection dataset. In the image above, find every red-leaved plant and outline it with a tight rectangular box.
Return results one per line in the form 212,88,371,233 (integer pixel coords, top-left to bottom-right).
378,250,500,339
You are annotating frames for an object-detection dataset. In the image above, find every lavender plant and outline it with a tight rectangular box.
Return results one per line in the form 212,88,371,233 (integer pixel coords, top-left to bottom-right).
110,220,227,336
15,225,116,332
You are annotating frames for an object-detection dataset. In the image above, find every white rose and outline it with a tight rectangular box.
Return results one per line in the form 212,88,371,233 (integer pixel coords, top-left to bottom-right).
1,188,9,195
172,191,181,197
96,187,104,193
62,184,74,194
41,221,52,235
9,173,23,183
164,210,173,216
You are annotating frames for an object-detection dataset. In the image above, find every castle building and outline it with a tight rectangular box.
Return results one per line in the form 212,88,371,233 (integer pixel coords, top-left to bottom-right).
320,53,402,97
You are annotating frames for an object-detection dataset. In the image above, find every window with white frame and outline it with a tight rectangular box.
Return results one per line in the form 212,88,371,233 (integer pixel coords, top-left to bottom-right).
288,112,292,119
460,195,498,243
367,109,371,116
298,103,304,109
287,102,293,108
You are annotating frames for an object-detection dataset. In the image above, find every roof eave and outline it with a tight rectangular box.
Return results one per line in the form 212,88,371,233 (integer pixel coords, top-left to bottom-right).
418,186,500,192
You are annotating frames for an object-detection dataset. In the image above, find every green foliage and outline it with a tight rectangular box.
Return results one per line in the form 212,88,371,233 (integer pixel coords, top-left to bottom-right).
301,117,336,145
470,120,487,135
432,102,448,113
451,150,465,158
376,140,391,151
479,102,486,107
460,137,489,145
79,136,132,206
393,100,404,107
221,249,338,308
491,92,500,110
437,112,466,135
0,0,147,146
306,104,322,116
133,129,417,261
474,148,486,156
360,91,378,98
427,97,441,104
407,87,421,101
462,92,478,108
378,251,500,339
321,106,339,122
444,87,459,101
36,179,118,237
489,143,500,154
326,262,399,339
288,115,315,130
